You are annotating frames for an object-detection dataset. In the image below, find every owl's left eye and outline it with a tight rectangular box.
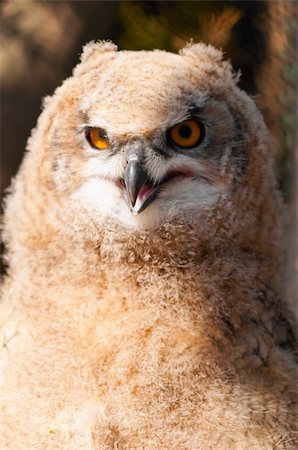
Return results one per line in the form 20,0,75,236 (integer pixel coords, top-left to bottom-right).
168,119,204,148
85,128,110,150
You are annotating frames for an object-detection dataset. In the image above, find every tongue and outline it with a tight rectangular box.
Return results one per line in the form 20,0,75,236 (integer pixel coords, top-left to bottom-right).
130,184,155,215
138,184,155,201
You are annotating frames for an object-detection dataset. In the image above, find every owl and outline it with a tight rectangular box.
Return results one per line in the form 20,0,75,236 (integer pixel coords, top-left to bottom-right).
1,41,297,450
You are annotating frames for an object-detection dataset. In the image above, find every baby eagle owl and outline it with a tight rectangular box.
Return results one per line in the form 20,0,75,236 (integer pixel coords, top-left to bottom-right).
1,42,297,449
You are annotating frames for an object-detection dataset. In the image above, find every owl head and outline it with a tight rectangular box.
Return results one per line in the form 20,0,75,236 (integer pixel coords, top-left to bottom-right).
4,41,282,260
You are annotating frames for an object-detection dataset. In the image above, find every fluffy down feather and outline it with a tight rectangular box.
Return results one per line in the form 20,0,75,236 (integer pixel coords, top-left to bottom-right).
1,41,297,449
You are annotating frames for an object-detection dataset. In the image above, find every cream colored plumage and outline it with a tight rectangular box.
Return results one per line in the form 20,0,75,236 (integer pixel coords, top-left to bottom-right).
1,41,297,449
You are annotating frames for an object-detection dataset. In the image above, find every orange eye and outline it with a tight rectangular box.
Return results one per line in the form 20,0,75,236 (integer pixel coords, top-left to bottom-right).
86,128,109,150
169,119,203,148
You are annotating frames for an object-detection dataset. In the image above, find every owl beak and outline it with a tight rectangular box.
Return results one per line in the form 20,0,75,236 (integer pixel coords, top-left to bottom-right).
123,160,157,215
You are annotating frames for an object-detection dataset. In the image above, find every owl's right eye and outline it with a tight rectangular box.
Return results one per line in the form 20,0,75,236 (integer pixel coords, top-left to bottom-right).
85,128,110,150
168,119,204,149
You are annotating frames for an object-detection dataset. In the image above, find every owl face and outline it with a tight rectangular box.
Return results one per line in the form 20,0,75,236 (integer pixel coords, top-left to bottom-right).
41,43,265,235
71,101,242,230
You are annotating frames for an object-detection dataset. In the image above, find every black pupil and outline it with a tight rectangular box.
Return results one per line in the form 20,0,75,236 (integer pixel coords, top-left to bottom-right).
98,128,107,139
179,125,192,139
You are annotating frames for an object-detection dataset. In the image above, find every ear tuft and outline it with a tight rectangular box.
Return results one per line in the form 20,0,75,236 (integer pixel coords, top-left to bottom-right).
180,42,239,84
179,42,224,64
73,40,118,77
80,40,118,63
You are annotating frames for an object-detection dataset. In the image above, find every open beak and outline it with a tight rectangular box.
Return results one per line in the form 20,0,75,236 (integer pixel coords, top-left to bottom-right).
123,159,158,215
121,157,194,216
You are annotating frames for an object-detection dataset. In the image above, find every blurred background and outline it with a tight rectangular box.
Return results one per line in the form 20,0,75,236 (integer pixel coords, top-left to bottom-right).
0,0,297,298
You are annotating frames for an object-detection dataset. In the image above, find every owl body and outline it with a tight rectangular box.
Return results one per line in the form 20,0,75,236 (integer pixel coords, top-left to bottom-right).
1,42,297,449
